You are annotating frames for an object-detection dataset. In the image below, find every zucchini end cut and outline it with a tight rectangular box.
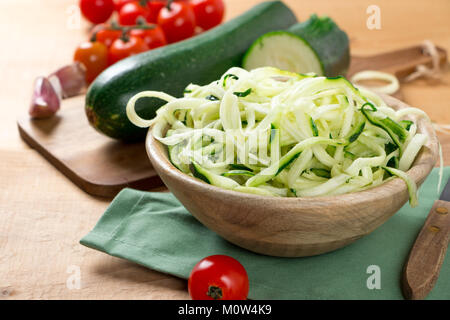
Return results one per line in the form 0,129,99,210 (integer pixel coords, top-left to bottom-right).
243,31,323,76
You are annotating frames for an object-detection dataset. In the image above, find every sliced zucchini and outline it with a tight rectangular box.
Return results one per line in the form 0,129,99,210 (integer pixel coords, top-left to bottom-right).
310,168,331,178
382,166,418,207
243,31,323,75
310,117,319,136
233,186,278,197
399,120,414,131
361,102,408,154
229,163,252,171
221,170,255,177
243,15,350,77
347,120,366,143
246,137,347,187
190,161,239,190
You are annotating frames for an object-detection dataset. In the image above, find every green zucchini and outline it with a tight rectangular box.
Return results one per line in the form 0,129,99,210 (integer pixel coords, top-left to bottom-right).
347,118,366,143
242,14,350,77
360,102,408,154
276,152,301,175
399,120,414,131
85,1,298,141
246,137,347,187
310,117,319,136
190,161,239,189
310,168,331,178
221,170,255,177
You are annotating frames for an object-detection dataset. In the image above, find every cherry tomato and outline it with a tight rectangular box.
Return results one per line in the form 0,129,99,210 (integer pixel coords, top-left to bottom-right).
96,28,123,47
74,41,108,83
190,0,224,30
188,255,249,300
108,35,149,65
130,26,167,49
119,1,150,26
157,1,196,43
145,1,166,23
115,0,135,11
79,0,115,24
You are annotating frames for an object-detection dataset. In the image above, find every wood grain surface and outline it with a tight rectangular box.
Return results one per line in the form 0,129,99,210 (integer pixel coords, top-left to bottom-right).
1,0,450,299
17,96,163,198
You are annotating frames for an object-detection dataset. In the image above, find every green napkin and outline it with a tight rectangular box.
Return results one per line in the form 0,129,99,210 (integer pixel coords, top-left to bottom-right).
81,167,450,299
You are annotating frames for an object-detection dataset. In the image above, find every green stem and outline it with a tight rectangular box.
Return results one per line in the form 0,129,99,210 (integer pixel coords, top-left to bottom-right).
166,0,174,10
120,28,130,42
206,286,223,300
92,18,157,43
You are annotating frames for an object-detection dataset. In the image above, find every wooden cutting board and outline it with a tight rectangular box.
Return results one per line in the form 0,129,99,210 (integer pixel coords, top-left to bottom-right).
17,96,163,198
17,45,448,198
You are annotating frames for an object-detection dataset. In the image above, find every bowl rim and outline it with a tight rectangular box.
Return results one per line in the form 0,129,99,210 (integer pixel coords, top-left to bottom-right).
146,94,439,204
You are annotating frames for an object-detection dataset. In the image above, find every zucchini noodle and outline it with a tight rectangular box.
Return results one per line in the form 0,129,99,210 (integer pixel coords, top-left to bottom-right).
127,67,432,206
351,70,400,95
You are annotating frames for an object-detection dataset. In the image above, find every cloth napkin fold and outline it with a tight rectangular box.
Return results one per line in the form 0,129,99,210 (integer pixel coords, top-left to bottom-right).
81,167,450,299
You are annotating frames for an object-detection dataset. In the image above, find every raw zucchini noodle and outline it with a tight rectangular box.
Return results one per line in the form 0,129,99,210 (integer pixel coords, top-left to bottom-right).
351,70,399,95
127,67,435,206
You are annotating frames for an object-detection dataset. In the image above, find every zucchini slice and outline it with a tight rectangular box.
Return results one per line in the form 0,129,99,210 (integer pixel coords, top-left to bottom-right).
221,170,255,177
243,31,323,75
190,161,239,190
347,119,366,143
243,15,350,77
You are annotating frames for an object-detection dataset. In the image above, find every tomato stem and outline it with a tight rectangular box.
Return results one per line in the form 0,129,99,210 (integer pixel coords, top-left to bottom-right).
93,20,156,43
110,21,122,30
166,0,174,11
206,286,223,300
120,28,130,42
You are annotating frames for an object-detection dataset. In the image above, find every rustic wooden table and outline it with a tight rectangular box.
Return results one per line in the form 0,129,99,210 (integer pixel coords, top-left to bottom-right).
1,0,449,299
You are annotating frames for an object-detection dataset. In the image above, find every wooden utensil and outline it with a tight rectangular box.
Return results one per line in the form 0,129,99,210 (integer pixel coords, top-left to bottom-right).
146,95,439,257
348,45,447,79
17,44,447,198
402,178,450,300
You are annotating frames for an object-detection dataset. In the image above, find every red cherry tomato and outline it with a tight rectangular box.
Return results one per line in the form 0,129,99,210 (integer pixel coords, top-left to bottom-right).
190,0,224,30
157,1,196,43
108,35,149,65
146,1,166,23
188,255,249,300
119,1,149,26
74,41,109,83
89,23,109,39
79,0,115,24
130,26,167,49
115,0,135,11
96,28,123,47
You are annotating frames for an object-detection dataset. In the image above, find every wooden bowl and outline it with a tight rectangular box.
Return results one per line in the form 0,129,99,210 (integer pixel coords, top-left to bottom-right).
146,95,439,257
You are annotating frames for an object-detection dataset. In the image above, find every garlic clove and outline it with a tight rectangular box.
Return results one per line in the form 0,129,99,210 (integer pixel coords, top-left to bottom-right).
29,76,61,119
49,62,86,98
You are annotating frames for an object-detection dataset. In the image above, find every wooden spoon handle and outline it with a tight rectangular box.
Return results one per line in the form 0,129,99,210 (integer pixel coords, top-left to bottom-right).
402,200,450,300
348,45,448,79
